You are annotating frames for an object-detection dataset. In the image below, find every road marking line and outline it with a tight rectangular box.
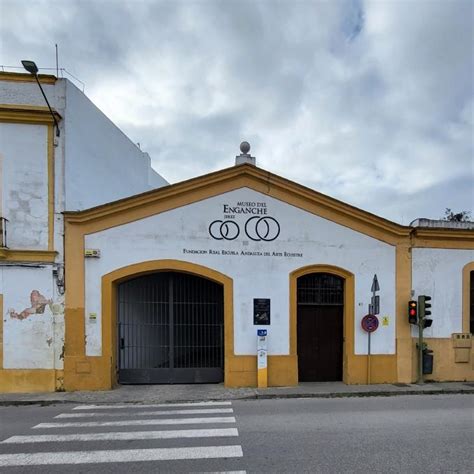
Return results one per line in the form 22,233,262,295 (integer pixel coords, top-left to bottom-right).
3,428,239,444
56,408,233,419
73,401,232,410
33,416,236,429
196,472,247,474
0,445,244,466
195,472,247,474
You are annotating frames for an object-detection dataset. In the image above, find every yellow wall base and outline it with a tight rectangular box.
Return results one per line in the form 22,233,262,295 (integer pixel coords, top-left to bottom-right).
225,355,298,388
257,367,268,388
61,353,401,391
345,355,398,384
62,354,299,391
411,338,474,382
396,337,415,383
63,356,113,392
0,369,64,393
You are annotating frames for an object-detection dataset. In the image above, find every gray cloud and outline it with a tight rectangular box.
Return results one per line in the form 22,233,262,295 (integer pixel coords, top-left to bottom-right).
1,0,472,223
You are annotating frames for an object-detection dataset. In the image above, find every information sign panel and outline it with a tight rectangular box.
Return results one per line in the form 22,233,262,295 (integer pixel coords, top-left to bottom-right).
254,298,271,325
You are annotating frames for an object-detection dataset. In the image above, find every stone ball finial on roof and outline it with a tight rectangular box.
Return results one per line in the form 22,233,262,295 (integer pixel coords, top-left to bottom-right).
240,141,250,154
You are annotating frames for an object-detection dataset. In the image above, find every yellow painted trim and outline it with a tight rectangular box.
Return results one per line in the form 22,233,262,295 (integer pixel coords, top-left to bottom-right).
0,104,62,125
64,260,234,390
0,109,57,254
0,294,3,369
0,249,57,262
412,228,474,250
462,262,474,333
0,72,57,84
47,125,54,250
0,369,63,393
396,244,414,382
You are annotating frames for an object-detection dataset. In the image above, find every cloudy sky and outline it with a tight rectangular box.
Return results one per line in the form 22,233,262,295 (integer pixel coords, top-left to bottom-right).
1,0,472,224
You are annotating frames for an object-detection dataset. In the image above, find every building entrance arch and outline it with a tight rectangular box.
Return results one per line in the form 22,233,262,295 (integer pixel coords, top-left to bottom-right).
290,264,355,384
101,260,233,386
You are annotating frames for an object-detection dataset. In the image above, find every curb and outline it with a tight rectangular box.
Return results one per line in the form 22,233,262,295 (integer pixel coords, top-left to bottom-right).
1,388,473,407
252,388,474,400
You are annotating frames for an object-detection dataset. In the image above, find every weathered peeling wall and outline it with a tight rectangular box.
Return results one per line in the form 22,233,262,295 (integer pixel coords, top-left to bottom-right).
84,188,397,358
0,265,64,369
0,123,49,249
412,248,474,337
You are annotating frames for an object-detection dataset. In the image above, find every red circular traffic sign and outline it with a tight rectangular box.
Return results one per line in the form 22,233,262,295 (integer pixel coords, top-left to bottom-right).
361,314,379,333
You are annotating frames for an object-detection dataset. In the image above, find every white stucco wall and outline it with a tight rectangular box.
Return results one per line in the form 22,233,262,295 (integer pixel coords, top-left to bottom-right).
84,188,397,358
64,81,167,211
0,123,49,249
0,79,66,111
412,248,474,337
0,265,64,369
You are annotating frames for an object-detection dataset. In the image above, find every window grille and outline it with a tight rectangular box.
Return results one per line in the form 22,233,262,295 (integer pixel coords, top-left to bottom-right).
297,273,344,305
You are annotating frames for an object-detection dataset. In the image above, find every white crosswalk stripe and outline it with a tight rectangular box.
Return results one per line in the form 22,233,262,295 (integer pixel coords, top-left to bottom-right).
2,428,239,444
34,416,236,429
73,401,232,410
55,407,234,418
0,445,244,466
0,400,245,470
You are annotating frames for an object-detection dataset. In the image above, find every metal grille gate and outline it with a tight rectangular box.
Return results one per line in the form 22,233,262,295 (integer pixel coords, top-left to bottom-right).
118,272,224,384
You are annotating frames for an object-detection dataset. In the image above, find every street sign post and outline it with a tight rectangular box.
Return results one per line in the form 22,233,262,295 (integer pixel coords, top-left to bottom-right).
257,329,268,388
361,313,379,385
363,275,381,385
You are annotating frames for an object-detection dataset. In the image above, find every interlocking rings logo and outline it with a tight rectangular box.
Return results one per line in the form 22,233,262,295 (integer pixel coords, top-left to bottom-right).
245,216,280,242
209,220,240,240
209,216,280,242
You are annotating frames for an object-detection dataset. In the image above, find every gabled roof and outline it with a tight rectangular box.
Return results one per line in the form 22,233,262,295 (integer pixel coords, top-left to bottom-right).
64,163,473,249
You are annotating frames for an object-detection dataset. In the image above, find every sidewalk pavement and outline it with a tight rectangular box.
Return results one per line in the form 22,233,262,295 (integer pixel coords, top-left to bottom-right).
0,381,473,406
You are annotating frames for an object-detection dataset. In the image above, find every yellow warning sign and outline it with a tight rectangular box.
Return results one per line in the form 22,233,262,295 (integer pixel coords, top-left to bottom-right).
382,316,389,326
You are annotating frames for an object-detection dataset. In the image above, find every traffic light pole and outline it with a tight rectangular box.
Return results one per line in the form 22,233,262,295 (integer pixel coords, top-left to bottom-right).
416,295,432,384
417,318,424,384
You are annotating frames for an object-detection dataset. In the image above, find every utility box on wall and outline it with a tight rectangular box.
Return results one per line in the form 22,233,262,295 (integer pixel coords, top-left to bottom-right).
452,333,471,363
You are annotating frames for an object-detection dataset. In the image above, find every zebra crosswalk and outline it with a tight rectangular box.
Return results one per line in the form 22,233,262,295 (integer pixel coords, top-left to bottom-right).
0,400,245,472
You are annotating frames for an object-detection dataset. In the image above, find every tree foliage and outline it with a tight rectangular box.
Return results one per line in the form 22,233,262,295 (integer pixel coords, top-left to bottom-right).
442,208,471,222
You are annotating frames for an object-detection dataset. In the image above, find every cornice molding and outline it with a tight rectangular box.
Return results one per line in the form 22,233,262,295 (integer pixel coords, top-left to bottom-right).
411,228,474,249
0,249,57,263
0,104,62,125
0,72,57,84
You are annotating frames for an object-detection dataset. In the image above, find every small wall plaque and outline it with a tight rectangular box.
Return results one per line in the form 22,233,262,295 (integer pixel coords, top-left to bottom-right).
254,298,270,325
85,249,100,258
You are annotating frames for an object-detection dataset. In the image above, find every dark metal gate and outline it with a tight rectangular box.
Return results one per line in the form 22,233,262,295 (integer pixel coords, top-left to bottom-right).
118,272,224,384
297,273,344,382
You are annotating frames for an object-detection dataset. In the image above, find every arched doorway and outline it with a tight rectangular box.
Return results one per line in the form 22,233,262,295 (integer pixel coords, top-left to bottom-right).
297,272,344,381
117,271,224,384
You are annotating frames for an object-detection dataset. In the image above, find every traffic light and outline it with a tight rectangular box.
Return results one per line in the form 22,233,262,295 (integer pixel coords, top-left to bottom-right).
408,300,418,324
418,295,432,328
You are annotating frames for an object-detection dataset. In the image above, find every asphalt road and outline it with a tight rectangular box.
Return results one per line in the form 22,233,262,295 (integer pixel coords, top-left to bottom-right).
0,394,472,473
